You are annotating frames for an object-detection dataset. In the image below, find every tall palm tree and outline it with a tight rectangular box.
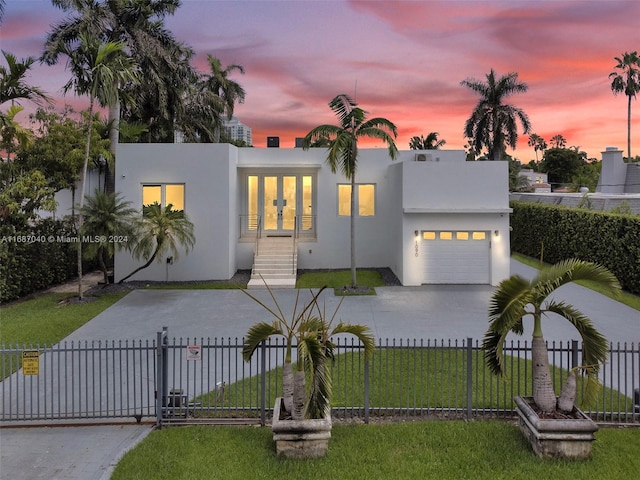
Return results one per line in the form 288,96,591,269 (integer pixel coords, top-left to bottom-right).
609,51,640,161
482,259,620,414
303,94,398,287
461,69,532,161
80,189,137,284
119,202,195,283
549,134,567,149
527,133,547,164
409,132,446,150
59,33,138,299
201,55,246,121
0,51,51,125
43,0,187,184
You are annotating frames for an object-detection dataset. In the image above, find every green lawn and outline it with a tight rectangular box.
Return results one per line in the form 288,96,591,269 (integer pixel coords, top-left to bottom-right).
297,269,384,293
0,292,128,346
111,421,640,480
512,253,640,311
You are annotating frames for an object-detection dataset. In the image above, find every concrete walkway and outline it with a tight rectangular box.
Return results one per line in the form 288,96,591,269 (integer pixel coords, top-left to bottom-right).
1,259,637,479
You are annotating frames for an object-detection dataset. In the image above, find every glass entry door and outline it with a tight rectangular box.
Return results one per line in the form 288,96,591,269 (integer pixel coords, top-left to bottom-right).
264,175,296,232
246,173,315,236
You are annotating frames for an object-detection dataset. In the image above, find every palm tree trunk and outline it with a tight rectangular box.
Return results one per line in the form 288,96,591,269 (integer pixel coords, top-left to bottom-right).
118,245,160,283
350,173,356,287
98,248,109,285
531,336,557,413
106,98,119,193
77,96,95,300
627,94,632,161
282,362,294,415
557,370,577,413
292,370,306,421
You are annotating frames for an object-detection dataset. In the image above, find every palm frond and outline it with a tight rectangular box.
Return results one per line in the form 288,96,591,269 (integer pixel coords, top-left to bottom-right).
241,321,282,361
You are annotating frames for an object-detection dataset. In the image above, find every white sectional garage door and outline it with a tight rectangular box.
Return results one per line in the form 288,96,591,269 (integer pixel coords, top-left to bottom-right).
421,231,490,284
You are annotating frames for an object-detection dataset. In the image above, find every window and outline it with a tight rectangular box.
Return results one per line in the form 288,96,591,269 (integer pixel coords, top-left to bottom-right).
142,184,185,211
337,184,376,216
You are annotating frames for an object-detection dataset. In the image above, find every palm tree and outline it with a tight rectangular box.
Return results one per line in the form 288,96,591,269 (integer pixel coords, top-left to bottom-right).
80,189,137,284
58,33,138,299
119,202,195,283
550,134,567,149
409,132,446,150
201,55,246,121
461,69,532,161
303,94,398,287
0,51,51,125
242,284,374,420
527,133,547,164
609,51,640,161
43,0,186,184
482,259,620,414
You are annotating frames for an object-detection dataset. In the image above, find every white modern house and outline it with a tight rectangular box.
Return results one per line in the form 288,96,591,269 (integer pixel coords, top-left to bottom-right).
113,144,511,286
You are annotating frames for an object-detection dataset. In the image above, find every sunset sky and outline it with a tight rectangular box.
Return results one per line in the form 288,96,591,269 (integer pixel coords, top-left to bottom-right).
2,0,639,162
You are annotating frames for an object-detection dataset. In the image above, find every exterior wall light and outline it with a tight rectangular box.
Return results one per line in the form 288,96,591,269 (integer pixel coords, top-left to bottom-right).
494,230,499,237
414,230,419,238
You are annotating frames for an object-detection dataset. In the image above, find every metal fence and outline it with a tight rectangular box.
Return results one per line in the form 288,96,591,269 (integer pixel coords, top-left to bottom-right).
2,330,638,427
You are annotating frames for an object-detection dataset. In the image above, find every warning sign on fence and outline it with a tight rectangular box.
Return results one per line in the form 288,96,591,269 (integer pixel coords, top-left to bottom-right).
185,345,201,361
22,350,40,375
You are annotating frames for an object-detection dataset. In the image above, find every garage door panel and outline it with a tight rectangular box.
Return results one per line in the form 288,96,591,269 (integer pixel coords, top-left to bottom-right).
422,231,489,284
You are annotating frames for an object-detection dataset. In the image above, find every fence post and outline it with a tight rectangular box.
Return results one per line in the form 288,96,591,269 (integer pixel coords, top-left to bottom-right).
364,357,370,424
260,340,266,426
156,326,168,429
466,337,473,420
571,340,579,369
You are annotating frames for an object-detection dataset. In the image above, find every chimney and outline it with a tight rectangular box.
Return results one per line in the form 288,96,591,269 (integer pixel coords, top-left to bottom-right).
596,147,626,194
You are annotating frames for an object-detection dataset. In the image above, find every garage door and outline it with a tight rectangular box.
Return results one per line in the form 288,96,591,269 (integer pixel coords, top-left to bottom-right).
421,231,490,284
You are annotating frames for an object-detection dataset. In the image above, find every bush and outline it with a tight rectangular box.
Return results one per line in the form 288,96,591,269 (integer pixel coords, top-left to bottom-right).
0,218,95,302
510,202,640,295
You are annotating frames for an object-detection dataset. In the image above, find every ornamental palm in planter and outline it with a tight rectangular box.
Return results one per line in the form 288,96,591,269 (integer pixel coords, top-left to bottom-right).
482,259,620,458
242,283,375,458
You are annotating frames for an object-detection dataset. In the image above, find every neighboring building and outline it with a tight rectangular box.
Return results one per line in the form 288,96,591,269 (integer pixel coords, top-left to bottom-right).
114,145,511,286
519,169,548,186
511,147,640,213
223,116,252,145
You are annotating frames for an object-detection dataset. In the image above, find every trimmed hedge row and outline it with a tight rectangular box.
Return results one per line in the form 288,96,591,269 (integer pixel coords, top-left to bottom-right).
510,201,640,295
0,219,92,303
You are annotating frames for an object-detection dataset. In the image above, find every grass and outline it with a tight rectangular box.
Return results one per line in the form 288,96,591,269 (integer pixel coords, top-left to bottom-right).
111,422,640,480
296,269,384,293
191,349,634,418
0,292,128,346
512,253,640,311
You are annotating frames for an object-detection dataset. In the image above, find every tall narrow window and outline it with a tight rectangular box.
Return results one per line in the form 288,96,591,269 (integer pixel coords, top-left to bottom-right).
248,175,258,230
338,184,351,216
165,184,184,211
142,185,161,207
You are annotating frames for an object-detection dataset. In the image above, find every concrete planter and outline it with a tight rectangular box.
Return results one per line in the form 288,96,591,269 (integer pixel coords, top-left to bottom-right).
271,397,332,459
514,396,598,459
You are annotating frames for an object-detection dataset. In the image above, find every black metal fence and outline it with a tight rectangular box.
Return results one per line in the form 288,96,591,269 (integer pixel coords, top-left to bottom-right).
2,330,638,427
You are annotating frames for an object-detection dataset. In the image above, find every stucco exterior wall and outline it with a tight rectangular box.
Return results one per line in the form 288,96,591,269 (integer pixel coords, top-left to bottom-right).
114,143,237,282
113,144,511,285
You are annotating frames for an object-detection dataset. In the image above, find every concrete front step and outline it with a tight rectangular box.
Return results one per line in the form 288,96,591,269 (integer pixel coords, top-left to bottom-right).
247,276,297,288
251,236,298,289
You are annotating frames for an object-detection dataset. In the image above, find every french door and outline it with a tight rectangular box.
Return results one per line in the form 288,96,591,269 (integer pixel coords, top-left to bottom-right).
247,173,314,235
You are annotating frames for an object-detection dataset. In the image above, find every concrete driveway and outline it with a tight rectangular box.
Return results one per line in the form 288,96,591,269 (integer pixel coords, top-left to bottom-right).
1,259,637,480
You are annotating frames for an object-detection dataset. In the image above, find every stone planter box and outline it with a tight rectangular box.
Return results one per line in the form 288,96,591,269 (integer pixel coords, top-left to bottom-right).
271,397,332,459
514,396,598,459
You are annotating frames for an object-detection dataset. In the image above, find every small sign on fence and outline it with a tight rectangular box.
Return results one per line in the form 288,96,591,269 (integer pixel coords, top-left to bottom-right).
22,350,40,375
185,345,201,361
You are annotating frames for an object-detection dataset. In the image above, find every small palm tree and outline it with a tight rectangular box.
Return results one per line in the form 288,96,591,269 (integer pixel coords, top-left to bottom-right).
119,202,195,283
483,259,620,414
461,69,531,161
609,51,640,161
303,94,397,287
409,132,446,150
242,284,374,420
80,189,137,285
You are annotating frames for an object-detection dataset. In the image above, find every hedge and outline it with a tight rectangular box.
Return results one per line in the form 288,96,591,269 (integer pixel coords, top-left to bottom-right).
510,201,640,295
0,218,95,303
